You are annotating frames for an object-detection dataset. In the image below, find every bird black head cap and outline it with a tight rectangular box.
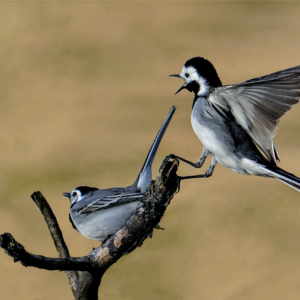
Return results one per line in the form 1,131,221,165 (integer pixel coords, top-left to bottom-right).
185,57,222,88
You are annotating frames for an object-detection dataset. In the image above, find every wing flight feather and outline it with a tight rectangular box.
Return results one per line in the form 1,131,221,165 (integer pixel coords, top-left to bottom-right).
208,65,300,162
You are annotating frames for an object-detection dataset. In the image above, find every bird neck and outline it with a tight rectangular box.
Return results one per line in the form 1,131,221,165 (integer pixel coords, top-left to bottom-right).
195,76,212,97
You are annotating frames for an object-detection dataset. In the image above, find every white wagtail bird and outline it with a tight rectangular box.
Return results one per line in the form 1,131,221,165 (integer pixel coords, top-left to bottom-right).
63,106,176,241
167,56,300,191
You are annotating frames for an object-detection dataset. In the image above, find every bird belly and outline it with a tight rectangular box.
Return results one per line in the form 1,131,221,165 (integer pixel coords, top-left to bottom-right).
191,114,247,173
191,99,275,176
71,201,139,241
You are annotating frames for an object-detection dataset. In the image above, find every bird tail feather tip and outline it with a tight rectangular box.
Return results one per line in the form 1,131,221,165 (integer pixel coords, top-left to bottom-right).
135,105,176,192
271,166,300,192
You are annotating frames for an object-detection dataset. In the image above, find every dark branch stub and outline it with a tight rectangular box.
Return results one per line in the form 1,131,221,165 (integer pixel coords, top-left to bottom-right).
0,233,25,263
0,159,180,300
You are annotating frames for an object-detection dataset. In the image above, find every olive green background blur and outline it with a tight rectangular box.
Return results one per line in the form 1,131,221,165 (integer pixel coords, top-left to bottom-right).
1,2,300,300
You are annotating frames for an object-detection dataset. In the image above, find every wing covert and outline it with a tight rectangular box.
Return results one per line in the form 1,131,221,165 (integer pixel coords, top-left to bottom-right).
81,192,144,215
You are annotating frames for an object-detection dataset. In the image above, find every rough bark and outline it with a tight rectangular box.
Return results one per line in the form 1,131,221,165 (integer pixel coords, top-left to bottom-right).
0,159,179,300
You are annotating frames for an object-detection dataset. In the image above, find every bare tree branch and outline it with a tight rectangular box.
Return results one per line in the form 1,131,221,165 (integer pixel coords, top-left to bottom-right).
31,191,79,295
0,159,180,300
0,233,94,271
31,192,71,258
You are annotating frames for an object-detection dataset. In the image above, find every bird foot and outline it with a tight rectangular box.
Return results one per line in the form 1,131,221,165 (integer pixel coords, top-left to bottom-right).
159,154,175,172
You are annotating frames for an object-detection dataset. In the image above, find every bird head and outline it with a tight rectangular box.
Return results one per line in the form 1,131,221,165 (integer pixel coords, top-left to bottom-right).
170,57,222,96
63,186,98,207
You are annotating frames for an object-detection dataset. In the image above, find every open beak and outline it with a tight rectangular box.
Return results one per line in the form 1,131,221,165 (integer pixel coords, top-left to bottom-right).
63,192,71,198
169,74,187,95
174,83,188,95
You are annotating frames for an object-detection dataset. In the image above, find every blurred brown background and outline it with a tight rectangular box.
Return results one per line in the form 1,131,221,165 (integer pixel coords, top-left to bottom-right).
1,2,300,300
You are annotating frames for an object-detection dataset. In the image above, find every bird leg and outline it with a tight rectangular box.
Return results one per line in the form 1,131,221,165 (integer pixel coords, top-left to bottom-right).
160,148,216,181
178,157,217,181
161,147,209,170
205,157,217,176
196,147,209,168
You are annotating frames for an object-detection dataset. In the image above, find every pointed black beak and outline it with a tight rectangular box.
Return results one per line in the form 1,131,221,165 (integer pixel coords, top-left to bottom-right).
63,192,71,198
169,74,187,95
175,83,188,95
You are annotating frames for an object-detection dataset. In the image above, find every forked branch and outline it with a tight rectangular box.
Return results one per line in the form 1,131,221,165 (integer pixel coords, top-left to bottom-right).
0,159,180,300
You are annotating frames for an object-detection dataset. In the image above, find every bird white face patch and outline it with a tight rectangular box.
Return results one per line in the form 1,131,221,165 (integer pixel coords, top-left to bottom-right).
180,66,210,96
70,189,83,205
180,66,198,83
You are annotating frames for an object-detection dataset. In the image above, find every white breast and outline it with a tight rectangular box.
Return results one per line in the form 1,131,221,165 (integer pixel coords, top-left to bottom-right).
191,112,241,172
192,117,216,151
72,201,139,241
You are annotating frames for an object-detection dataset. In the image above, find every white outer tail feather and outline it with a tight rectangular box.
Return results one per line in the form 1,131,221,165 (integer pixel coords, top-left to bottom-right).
264,167,300,191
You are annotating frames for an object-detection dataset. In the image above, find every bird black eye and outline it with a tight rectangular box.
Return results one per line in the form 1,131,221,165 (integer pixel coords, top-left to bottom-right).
185,73,189,78
72,192,77,197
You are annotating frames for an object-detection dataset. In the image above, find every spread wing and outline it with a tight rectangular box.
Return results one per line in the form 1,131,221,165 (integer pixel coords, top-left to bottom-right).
208,65,300,162
80,192,144,215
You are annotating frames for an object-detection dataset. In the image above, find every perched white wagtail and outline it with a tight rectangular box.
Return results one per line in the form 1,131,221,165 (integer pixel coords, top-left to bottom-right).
168,56,300,191
63,106,176,241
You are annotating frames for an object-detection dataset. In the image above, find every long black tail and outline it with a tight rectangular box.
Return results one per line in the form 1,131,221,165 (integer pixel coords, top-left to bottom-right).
134,106,176,192
268,165,300,191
